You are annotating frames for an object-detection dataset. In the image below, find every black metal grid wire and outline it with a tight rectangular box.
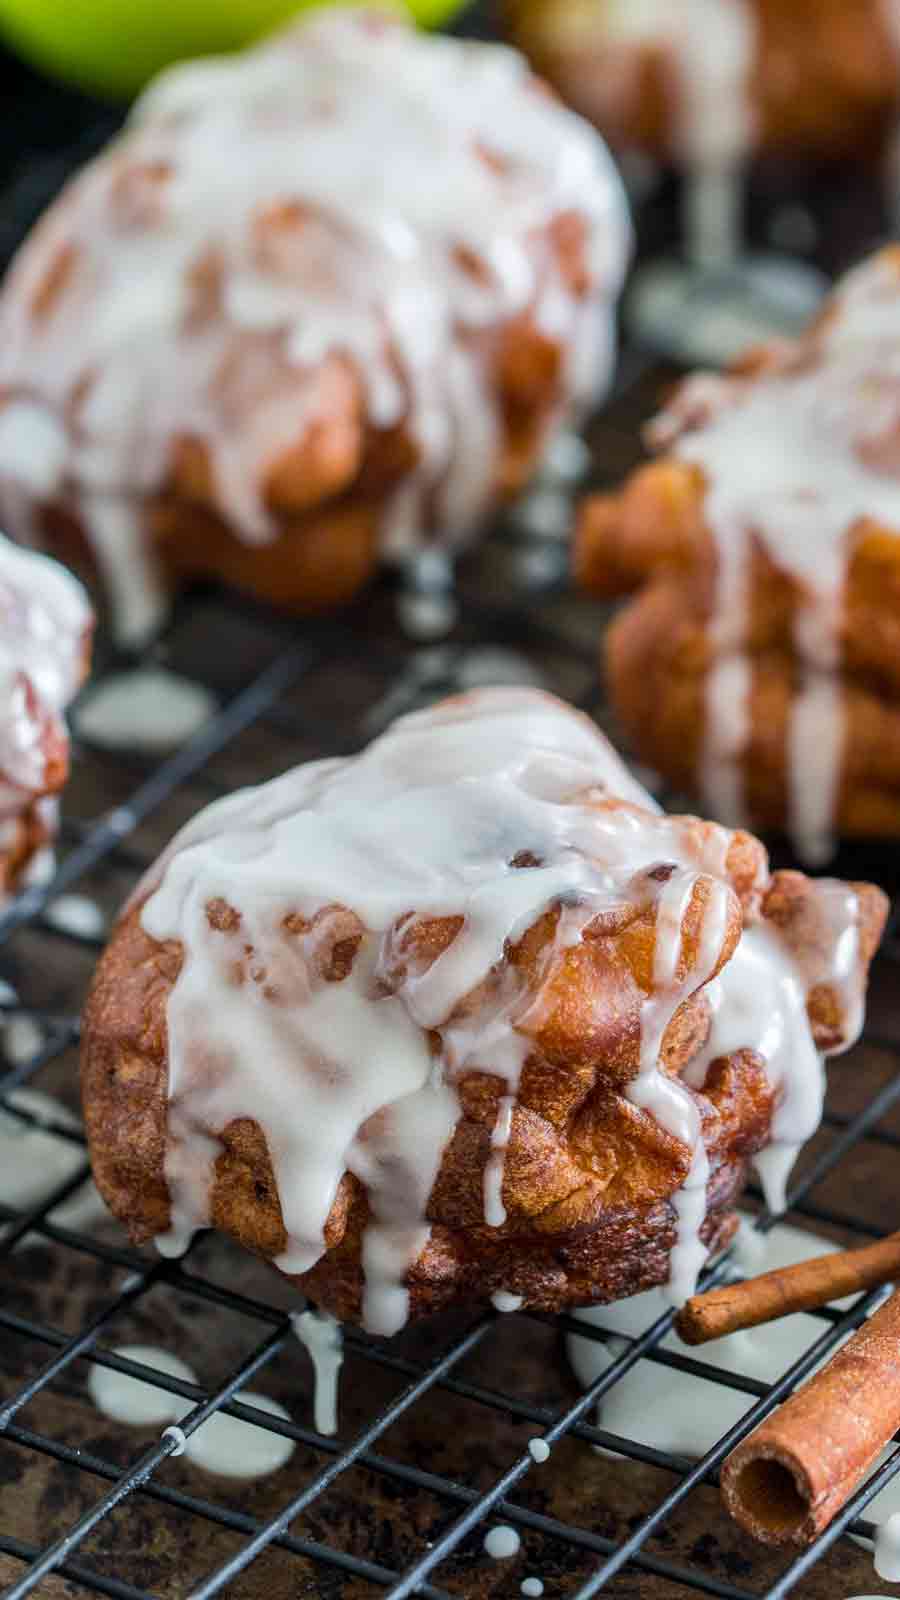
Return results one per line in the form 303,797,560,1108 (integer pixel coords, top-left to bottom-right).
3,36,900,1600
1,385,900,1599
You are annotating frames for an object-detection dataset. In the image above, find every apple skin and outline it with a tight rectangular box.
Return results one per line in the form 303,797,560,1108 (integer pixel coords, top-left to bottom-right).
0,0,466,99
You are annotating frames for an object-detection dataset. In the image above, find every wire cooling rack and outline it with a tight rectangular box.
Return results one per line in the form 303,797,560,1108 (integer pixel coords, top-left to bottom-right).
3,29,900,1600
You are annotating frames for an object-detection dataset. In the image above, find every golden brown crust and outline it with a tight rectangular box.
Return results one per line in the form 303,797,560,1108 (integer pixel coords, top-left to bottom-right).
0,623,92,897
592,511,900,839
2,164,597,620
505,0,900,164
576,242,900,844
80,802,885,1325
81,897,752,1320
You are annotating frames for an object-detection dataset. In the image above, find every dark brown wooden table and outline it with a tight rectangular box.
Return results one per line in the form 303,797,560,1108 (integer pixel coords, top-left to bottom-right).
1,14,899,1599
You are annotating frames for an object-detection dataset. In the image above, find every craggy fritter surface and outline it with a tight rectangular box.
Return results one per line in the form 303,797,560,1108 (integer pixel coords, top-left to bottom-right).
575,251,900,841
580,477,900,836
0,619,92,899
504,0,900,164
81,806,887,1325
27,230,593,619
0,17,606,626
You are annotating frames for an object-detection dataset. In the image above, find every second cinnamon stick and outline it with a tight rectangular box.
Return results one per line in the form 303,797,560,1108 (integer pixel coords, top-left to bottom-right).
721,1285,900,1546
676,1232,900,1346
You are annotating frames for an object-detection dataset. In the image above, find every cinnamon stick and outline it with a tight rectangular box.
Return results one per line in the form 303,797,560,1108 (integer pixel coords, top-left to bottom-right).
676,1232,900,1346
721,1286,900,1546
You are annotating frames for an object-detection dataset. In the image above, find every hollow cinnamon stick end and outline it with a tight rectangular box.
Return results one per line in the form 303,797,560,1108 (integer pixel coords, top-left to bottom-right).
673,1298,716,1346
721,1439,818,1548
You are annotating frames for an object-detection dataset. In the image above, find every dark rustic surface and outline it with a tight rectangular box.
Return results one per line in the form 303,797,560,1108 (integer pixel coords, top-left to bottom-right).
1,391,900,1599
2,10,900,1600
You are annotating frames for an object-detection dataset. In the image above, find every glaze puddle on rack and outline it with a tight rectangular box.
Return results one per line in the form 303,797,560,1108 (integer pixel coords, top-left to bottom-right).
1,12,899,1600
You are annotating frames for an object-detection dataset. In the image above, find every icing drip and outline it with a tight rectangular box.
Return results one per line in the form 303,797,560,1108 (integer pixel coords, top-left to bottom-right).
0,531,89,798
655,252,900,861
874,1513,900,1581
701,518,752,830
491,1290,524,1313
0,10,628,645
810,880,865,1048
484,1094,516,1228
484,1527,521,1560
683,924,825,1214
670,0,755,172
137,688,849,1329
632,867,731,1302
291,1308,343,1436
0,532,89,901
568,0,754,175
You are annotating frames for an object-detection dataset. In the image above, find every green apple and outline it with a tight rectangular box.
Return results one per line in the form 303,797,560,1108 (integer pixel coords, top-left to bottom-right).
0,0,467,99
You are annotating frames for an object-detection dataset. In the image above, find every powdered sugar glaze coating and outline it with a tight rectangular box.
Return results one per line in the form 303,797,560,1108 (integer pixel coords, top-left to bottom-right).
650,249,900,863
82,689,885,1334
508,0,900,170
0,533,89,793
0,9,628,643
0,532,91,896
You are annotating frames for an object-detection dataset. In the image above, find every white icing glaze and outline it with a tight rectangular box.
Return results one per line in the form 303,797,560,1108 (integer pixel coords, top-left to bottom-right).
3,1015,43,1066
521,1582,544,1598
513,485,573,542
567,1221,847,1457
45,894,106,941
485,1094,516,1228
136,688,855,1329
633,864,730,1303
0,10,628,645
484,1526,521,1560
182,1391,294,1478
291,1308,343,1436
730,1213,768,1275
875,1513,900,1581
654,251,900,861
396,589,458,645
88,1345,195,1426
594,0,755,174
491,1291,524,1313
671,0,755,174
541,428,591,484
88,1346,295,1478
857,1466,900,1548
572,1216,900,1540
528,1437,550,1463
0,1087,107,1241
153,1223,195,1259
75,669,218,752
810,879,866,1048
0,530,89,799
602,0,669,45
683,922,825,1215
